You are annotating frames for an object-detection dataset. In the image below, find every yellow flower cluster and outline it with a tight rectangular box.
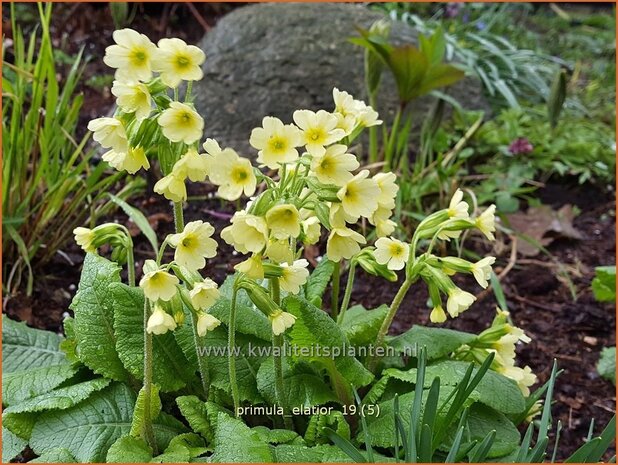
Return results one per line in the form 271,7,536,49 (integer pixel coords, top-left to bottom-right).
456,308,538,396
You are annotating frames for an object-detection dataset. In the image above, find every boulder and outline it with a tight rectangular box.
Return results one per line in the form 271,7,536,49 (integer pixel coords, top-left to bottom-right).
193,3,488,154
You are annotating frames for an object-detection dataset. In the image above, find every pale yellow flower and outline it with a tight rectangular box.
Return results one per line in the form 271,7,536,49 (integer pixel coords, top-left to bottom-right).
471,257,496,289
476,205,497,241
102,146,150,174
373,172,398,209
111,81,152,120
430,305,447,323
329,203,356,229
310,144,359,186
87,117,128,151
334,112,357,137
152,38,205,88
293,109,345,156
265,204,301,239
280,259,310,294
234,254,264,279
207,148,256,200
158,101,204,144
446,288,476,318
221,212,268,254
74,227,96,253
301,216,321,245
447,188,469,219
154,172,187,203
498,365,537,396
327,227,366,262
332,88,357,118
190,278,220,311
168,221,217,271
202,138,223,156
337,170,380,219
103,29,156,81
249,116,301,169
269,309,297,335
355,103,382,127
140,269,179,302
146,304,177,335
370,206,396,238
265,238,294,264
196,312,221,337
374,237,409,271
173,148,209,182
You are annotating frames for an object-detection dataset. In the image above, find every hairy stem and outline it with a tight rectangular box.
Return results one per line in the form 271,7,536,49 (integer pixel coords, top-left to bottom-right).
337,261,357,325
229,284,240,415
142,299,157,453
368,277,413,373
190,310,210,400
126,241,135,287
173,202,185,232
331,261,341,320
270,279,292,429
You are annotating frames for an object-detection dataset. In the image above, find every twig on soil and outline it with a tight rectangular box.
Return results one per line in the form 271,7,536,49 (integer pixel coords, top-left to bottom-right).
185,3,211,32
512,294,562,312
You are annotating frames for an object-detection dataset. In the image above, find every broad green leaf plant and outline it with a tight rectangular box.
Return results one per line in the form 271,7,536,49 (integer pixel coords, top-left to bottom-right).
3,28,614,464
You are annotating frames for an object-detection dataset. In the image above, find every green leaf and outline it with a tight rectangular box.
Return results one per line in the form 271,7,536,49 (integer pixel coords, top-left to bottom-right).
199,326,269,404
597,346,616,385
130,384,162,437
2,315,67,373
257,358,338,409
2,363,77,406
444,403,520,458
108,194,158,254
285,295,373,389
340,305,387,346
176,396,216,443
368,360,525,414
592,266,616,302
155,433,207,462
210,412,273,463
305,258,335,307
69,253,129,381
29,448,77,463
3,412,38,440
209,275,272,341
106,436,153,463
3,378,111,414
388,325,476,360
252,426,300,445
111,283,195,392
2,427,27,462
271,444,356,463
30,383,187,462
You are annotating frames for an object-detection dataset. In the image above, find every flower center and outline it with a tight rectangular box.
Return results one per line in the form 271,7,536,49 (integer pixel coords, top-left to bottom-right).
232,167,248,183
175,54,191,69
131,48,147,66
269,137,286,152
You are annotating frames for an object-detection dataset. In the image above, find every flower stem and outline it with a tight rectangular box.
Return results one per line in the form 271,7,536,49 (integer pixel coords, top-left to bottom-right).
190,310,210,400
126,241,136,287
367,277,413,373
142,299,157,453
337,261,356,325
173,202,185,232
270,279,292,429
331,261,340,320
229,283,240,416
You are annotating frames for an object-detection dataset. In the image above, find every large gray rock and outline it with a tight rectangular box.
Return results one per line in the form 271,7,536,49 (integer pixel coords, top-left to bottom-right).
194,3,488,154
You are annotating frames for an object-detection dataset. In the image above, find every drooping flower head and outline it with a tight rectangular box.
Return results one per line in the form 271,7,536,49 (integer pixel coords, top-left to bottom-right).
337,170,380,219
111,81,152,120
476,204,497,241
221,212,268,254
147,304,177,335
265,204,301,240
447,188,469,219
190,278,220,311
196,312,221,337
269,309,297,336
87,117,128,152
279,259,310,294
326,227,366,262
140,266,179,302
158,101,204,144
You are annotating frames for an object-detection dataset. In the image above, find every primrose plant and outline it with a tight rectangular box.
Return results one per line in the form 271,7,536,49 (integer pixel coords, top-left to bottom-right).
16,28,534,461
